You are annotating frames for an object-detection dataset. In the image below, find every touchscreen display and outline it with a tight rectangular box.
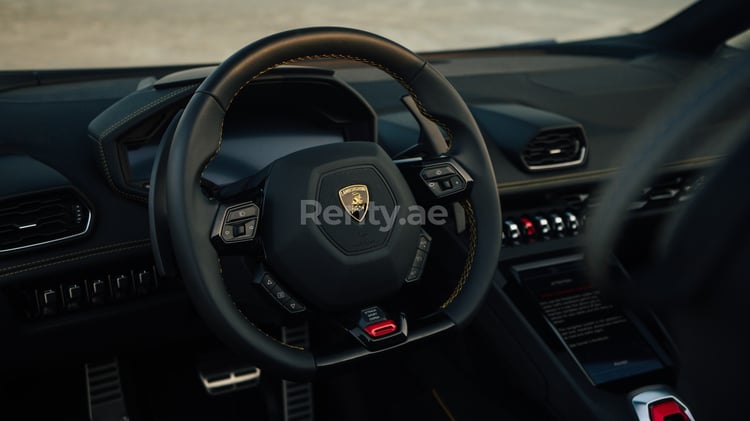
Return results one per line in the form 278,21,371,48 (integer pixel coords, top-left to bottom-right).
516,259,664,385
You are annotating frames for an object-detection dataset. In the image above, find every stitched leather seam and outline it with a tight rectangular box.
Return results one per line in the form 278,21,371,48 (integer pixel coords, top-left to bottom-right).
94,135,148,203
98,84,199,143
0,239,150,272
95,84,199,203
441,199,476,308
0,240,151,279
200,54,453,184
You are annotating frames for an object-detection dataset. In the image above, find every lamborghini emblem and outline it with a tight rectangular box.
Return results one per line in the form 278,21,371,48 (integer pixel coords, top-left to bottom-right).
338,184,369,222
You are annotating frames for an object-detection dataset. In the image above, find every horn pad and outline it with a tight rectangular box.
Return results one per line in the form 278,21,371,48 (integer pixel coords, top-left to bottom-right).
262,142,421,311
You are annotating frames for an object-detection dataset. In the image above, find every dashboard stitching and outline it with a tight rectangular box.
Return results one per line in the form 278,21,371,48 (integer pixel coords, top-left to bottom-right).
94,84,199,203
93,137,148,203
441,199,476,308
99,84,198,142
0,239,151,279
495,156,722,192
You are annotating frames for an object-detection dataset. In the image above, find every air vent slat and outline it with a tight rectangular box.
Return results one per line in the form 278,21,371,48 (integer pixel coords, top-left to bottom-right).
521,128,586,171
0,189,91,254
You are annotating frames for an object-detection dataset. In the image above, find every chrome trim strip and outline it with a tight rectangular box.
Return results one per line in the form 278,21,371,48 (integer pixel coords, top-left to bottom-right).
523,146,587,171
200,367,261,392
511,253,583,273
0,204,93,254
392,157,424,165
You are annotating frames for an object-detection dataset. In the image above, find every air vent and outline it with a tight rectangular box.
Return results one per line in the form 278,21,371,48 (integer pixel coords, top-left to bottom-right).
521,128,586,171
0,189,92,254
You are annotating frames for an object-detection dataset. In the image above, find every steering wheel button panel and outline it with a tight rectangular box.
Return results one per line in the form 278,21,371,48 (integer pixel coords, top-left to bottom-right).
419,163,468,198
213,202,261,247
417,234,430,251
226,205,259,223
406,231,431,282
256,273,305,314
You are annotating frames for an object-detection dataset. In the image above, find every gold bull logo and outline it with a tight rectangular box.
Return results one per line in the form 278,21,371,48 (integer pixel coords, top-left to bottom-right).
338,184,370,222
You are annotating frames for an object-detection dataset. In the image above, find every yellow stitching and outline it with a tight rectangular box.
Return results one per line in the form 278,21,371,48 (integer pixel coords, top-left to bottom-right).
201,54,454,191
198,107,225,182
95,84,199,203
0,239,150,273
0,242,151,279
98,84,198,143
441,200,476,308
95,136,148,203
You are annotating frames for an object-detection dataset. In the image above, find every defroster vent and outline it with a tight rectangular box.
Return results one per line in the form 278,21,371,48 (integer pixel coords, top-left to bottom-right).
521,128,587,171
0,189,92,254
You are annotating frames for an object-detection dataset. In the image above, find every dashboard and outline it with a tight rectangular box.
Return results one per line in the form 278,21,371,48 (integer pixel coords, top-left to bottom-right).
0,45,745,420
0,47,735,339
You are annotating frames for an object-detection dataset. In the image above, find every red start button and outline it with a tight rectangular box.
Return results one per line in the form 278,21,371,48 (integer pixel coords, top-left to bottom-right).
364,320,397,338
649,399,690,421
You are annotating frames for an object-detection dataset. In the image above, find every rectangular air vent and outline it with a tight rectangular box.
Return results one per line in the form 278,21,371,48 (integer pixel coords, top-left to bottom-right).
0,189,92,254
522,128,586,171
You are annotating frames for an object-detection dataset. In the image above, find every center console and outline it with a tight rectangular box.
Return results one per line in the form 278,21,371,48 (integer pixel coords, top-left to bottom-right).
477,172,702,420
508,255,668,387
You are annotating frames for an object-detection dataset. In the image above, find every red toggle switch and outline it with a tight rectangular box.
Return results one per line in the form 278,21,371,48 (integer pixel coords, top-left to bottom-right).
364,320,397,338
519,217,536,238
649,399,690,421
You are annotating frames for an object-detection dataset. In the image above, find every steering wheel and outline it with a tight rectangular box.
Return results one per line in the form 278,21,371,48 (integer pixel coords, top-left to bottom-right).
161,27,501,380
585,52,750,419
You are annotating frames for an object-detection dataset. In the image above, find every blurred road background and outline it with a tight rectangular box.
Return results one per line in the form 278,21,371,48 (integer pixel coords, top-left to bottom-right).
0,0,691,69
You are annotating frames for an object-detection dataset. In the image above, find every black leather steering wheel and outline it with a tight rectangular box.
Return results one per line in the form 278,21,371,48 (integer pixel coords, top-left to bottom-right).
163,27,501,380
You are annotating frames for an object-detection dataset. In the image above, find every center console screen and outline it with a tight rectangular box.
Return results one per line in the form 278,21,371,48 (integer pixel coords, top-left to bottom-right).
512,256,665,385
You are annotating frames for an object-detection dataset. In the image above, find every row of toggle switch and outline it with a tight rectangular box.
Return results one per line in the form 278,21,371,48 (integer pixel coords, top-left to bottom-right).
19,266,160,319
502,211,582,246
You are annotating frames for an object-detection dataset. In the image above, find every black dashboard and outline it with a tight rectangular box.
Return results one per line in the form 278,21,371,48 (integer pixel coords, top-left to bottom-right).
0,48,734,339
0,46,744,420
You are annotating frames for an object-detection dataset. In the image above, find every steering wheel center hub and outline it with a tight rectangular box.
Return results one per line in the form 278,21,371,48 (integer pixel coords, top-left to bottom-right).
262,142,421,310
316,165,395,254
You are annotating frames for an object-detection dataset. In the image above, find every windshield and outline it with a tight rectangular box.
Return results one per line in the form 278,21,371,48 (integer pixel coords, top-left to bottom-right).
1,0,692,70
